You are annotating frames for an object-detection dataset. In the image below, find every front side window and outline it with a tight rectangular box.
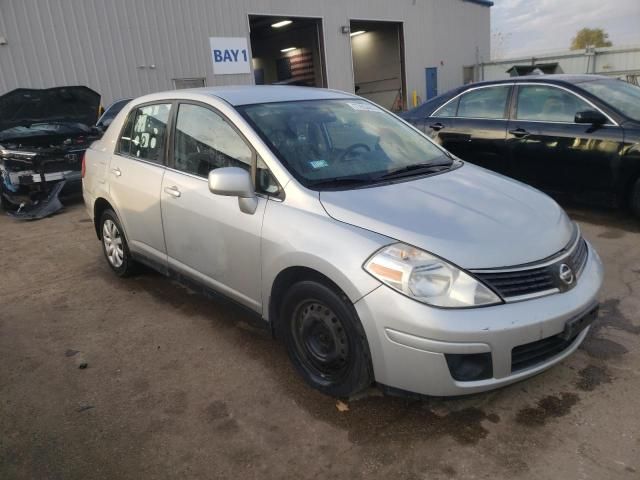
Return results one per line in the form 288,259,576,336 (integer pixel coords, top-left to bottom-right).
579,79,640,122
173,104,252,177
457,86,510,119
238,99,450,188
516,85,591,123
117,103,171,164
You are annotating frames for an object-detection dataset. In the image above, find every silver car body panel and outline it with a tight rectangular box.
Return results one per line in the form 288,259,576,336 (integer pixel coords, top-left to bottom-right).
354,243,603,396
108,154,168,266
161,169,267,311
320,163,574,269
83,86,604,396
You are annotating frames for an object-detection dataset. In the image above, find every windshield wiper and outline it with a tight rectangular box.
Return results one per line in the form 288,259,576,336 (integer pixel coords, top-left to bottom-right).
306,176,374,189
375,161,453,181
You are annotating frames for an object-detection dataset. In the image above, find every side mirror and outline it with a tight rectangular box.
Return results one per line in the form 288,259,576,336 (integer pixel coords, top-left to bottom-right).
575,110,607,125
208,167,258,214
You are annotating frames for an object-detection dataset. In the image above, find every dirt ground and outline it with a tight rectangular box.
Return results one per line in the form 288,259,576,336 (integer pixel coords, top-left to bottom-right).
1,200,639,480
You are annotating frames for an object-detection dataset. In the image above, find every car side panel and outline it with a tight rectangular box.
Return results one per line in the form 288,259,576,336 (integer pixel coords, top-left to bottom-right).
82,142,111,219
160,169,267,312
506,121,625,198
617,125,640,204
107,154,167,265
436,118,509,173
260,191,389,322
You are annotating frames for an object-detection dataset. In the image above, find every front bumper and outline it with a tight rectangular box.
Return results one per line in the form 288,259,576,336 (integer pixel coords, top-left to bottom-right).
354,242,604,396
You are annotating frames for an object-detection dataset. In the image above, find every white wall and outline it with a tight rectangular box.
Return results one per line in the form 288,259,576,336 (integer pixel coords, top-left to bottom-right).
0,0,490,106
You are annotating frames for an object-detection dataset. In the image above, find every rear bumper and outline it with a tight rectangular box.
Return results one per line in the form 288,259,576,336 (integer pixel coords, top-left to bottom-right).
354,242,604,396
6,169,81,185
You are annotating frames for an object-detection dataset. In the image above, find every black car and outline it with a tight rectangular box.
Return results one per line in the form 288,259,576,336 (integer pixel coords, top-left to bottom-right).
0,86,101,219
401,75,640,215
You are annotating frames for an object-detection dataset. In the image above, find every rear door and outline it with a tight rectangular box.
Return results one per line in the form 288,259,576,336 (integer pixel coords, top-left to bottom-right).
506,83,625,195
108,102,172,266
160,102,268,311
426,84,512,173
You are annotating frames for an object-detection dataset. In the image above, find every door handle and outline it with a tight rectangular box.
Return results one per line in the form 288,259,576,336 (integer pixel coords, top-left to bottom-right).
509,128,530,138
429,122,445,131
110,167,122,177
164,185,181,198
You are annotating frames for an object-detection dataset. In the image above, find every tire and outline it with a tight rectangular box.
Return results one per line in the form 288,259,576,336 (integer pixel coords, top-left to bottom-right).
630,177,640,218
99,209,136,277
279,280,373,397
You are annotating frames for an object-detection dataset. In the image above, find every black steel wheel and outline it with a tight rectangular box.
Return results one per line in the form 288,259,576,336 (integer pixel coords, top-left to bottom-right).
279,280,373,397
292,300,351,382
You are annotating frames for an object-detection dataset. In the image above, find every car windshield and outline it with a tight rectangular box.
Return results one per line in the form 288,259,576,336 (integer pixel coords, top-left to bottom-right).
580,79,640,122
238,99,451,188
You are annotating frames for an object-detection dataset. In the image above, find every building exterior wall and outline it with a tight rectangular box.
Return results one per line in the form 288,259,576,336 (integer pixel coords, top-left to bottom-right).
0,0,490,106
480,46,640,83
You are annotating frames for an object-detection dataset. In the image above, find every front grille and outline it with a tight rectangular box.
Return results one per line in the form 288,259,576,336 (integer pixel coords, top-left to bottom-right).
475,267,555,299
568,238,588,276
473,236,589,301
511,333,577,372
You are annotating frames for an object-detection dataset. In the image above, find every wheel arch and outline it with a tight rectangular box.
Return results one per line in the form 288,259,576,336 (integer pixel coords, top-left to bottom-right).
268,266,348,333
93,197,129,242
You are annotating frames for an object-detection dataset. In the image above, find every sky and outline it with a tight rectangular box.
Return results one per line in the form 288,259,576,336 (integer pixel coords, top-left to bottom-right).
491,0,640,59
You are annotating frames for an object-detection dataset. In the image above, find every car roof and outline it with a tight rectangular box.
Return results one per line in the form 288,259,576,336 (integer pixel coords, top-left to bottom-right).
469,74,612,88
133,85,357,107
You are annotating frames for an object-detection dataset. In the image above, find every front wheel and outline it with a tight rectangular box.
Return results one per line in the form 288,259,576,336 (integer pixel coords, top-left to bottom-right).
279,281,373,397
100,209,136,277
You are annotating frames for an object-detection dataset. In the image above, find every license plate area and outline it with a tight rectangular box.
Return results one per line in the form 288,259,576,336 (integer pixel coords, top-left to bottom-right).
560,305,599,341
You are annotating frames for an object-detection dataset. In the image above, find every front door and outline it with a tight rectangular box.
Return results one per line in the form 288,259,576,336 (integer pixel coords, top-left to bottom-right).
108,102,172,265
161,102,266,311
507,84,624,196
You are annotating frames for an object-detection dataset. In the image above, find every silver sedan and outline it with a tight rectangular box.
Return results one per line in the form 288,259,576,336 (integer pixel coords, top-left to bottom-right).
82,86,603,397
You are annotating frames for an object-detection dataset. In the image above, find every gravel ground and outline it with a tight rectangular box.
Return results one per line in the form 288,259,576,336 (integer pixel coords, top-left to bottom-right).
1,201,639,479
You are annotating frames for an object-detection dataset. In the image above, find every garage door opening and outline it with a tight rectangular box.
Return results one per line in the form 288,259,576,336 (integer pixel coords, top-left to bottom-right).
249,15,326,87
350,20,406,112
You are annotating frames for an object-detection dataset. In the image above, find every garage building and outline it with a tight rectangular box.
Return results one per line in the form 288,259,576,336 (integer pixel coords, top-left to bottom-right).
0,0,491,110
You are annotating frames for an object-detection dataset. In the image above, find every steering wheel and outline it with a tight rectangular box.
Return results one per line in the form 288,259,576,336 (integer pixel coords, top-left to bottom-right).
339,143,371,162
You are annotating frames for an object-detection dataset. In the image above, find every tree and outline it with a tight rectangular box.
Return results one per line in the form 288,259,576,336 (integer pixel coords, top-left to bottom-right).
570,28,613,50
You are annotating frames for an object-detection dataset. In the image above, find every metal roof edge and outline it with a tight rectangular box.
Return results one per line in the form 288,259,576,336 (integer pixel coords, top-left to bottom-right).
463,0,494,7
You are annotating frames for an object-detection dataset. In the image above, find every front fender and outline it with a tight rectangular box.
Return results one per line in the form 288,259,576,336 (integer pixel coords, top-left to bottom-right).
261,199,389,320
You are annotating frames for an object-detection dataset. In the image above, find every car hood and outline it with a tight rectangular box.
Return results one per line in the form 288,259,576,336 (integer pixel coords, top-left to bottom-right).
319,163,574,269
0,86,100,133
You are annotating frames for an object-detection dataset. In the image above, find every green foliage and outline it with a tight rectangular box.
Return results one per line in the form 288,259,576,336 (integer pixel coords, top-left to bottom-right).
570,28,613,50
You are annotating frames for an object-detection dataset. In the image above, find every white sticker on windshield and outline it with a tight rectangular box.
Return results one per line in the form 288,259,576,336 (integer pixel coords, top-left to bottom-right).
346,101,382,112
309,159,329,169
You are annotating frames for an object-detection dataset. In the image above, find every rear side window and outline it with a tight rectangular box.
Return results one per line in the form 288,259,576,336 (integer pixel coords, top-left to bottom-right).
457,86,510,119
433,97,459,117
116,103,171,164
516,85,592,123
173,103,252,177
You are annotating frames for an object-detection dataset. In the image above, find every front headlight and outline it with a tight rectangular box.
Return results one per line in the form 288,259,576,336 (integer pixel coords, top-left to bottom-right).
364,243,502,308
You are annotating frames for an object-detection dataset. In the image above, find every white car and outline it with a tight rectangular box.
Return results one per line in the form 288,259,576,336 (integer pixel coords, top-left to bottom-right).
83,86,603,397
